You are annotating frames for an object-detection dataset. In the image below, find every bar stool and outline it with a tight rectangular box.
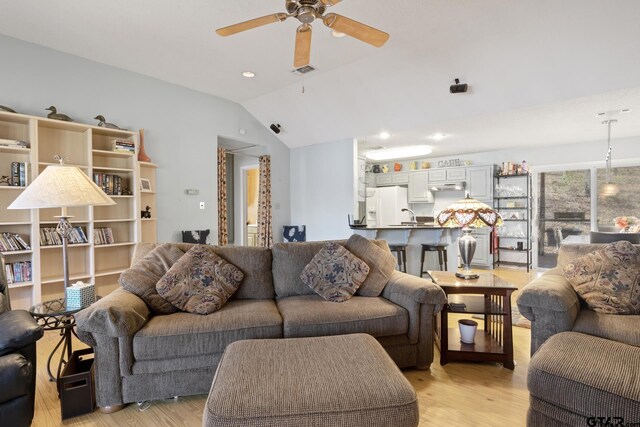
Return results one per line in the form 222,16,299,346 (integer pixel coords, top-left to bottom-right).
388,244,407,273
420,243,448,276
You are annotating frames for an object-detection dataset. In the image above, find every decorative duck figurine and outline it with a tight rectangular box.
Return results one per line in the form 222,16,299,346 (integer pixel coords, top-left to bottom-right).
0,105,16,113
94,115,126,130
45,106,74,122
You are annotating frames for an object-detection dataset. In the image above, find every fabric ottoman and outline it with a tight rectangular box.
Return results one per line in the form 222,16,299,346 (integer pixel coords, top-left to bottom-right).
527,332,640,427
203,333,419,427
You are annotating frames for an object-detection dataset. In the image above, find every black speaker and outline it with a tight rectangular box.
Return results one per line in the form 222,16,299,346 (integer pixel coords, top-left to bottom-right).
450,78,468,94
270,123,281,134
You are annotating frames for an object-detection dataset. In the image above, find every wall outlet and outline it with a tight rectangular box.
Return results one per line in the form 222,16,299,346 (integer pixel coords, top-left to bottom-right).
199,202,205,210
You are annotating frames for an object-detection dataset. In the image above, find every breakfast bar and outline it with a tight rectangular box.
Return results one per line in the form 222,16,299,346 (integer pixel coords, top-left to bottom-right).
350,224,461,275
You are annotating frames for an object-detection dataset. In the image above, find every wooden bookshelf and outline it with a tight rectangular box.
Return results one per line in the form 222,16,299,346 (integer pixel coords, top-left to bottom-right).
0,110,158,309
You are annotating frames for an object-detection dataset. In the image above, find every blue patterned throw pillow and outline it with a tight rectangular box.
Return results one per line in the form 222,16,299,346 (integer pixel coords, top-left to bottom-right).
156,244,243,314
300,242,370,302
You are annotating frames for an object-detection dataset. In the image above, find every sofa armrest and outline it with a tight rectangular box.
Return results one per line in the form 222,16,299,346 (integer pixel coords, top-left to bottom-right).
516,272,581,355
75,288,150,339
0,310,43,356
382,270,447,311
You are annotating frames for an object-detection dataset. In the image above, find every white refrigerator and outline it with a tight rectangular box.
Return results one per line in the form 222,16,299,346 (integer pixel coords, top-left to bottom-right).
366,186,411,226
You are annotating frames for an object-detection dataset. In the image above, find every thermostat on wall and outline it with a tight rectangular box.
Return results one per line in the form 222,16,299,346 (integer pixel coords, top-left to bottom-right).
185,189,199,195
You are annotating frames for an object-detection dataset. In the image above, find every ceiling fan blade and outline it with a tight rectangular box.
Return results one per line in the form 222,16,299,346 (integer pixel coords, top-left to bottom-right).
322,13,389,47
216,13,287,37
294,25,312,68
319,0,342,5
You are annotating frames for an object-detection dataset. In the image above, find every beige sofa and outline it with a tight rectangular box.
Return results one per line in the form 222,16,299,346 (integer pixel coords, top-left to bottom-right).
76,239,447,409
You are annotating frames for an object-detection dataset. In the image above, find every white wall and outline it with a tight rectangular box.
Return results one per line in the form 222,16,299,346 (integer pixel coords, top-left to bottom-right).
0,35,290,243
290,139,355,241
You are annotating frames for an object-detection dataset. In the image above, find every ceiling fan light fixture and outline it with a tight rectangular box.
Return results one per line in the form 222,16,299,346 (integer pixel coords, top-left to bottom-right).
365,145,432,161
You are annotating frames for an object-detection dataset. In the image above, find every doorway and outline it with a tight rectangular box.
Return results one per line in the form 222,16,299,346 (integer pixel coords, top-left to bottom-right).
243,166,259,246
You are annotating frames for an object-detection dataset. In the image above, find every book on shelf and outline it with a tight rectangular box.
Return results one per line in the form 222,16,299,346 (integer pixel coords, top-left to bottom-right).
0,138,29,148
112,139,135,153
39,226,88,246
93,173,126,195
94,227,114,245
9,161,29,186
0,232,31,251
5,261,32,284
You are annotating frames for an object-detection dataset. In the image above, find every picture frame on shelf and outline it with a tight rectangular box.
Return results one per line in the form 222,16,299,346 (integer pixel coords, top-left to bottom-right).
140,178,152,192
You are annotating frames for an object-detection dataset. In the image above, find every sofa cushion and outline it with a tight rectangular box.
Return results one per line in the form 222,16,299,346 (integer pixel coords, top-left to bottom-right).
132,243,275,300
273,239,391,298
119,243,185,314
344,234,397,297
277,295,408,338
273,241,329,298
563,241,640,314
573,309,640,347
213,246,274,300
156,245,244,315
132,299,283,361
300,242,370,302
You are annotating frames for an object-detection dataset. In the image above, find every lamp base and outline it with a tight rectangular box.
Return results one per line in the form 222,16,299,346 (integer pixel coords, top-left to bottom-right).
456,271,479,280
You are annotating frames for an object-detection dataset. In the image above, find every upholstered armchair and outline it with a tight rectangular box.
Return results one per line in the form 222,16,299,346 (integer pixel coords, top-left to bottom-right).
517,243,640,354
0,254,44,427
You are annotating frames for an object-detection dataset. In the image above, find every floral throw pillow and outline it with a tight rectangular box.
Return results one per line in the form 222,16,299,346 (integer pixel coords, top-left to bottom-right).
563,240,640,314
156,244,244,315
300,242,370,302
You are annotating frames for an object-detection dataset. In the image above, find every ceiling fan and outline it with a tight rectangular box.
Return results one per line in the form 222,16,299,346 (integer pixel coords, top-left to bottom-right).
216,0,389,68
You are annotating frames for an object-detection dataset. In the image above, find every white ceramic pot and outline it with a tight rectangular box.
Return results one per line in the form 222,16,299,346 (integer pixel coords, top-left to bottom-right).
458,319,478,344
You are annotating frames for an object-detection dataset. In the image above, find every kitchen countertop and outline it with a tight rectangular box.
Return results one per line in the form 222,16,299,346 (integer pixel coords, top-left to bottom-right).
350,224,457,230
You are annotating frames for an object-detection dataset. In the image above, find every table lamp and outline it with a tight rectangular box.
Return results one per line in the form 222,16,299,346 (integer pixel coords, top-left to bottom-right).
8,156,115,288
436,195,503,280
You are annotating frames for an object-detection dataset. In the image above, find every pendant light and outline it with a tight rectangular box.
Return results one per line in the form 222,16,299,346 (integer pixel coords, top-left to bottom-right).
600,119,619,197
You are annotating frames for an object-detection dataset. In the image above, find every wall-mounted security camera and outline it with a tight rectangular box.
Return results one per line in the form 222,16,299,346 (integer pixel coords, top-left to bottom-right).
450,78,468,94
270,123,282,134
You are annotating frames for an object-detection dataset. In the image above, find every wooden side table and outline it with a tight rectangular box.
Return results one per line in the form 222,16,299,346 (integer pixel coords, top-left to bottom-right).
431,271,517,370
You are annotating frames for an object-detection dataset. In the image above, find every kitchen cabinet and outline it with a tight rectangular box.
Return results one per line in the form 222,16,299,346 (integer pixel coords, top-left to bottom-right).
470,228,492,267
428,168,466,182
467,165,493,202
375,174,393,186
375,172,408,186
408,171,434,203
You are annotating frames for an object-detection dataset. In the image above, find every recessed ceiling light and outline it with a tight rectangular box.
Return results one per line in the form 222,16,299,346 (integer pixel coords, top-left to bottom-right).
332,30,346,38
429,133,447,141
379,132,391,139
242,71,256,78
365,145,432,161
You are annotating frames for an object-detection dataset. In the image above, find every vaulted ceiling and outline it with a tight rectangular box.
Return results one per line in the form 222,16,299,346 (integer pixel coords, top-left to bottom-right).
1,0,639,156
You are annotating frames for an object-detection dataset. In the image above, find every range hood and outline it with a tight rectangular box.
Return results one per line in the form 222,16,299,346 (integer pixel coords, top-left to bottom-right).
430,182,466,192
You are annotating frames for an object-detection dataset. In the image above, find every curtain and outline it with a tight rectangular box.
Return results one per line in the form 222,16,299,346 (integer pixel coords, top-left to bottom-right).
217,147,228,246
257,155,273,247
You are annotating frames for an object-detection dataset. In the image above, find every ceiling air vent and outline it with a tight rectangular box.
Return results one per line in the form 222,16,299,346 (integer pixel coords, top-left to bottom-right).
292,65,317,75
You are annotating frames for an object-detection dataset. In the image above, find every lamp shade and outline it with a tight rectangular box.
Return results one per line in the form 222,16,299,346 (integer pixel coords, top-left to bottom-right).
436,195,503,228
8,164,115,209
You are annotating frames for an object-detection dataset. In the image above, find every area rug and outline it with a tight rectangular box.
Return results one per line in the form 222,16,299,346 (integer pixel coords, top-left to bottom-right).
471,307,531,329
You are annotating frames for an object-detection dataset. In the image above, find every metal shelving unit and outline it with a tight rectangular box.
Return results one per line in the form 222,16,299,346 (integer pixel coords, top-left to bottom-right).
493,173,532,271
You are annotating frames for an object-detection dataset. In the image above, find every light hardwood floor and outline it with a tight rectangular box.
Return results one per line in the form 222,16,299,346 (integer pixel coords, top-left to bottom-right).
32,268,540,427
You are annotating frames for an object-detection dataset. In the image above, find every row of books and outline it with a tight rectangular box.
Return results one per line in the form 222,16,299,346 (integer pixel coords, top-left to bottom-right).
94,227,115,245
4,162,30,187
93,173,127,195
112,139,135,153
40,226,88,246
4,261,32,284
0,138,29,148
0,232,31,252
